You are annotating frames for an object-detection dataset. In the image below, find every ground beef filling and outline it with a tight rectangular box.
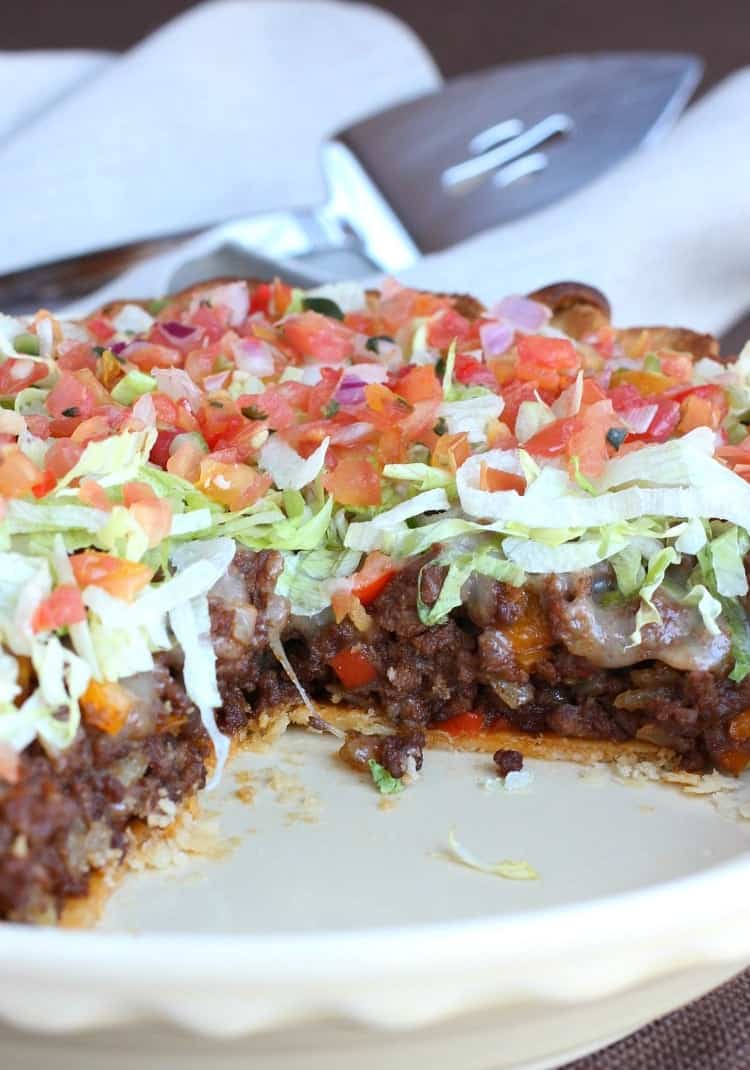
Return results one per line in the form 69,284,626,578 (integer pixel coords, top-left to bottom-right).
4,547,750,922
260,554,750,776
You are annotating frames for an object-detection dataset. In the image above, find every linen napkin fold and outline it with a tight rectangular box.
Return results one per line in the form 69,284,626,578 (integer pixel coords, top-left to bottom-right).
0,50,109,146
0,0,440,275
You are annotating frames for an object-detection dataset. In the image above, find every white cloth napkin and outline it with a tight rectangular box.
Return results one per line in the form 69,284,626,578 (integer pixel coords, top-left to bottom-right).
1,0,749,337
0,49,109,146
0,0,439,274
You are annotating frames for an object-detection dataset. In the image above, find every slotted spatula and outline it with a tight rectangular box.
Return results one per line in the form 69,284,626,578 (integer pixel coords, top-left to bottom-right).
2,51,701,312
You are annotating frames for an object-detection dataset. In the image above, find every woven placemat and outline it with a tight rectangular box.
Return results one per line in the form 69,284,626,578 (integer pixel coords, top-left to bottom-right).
563,968,750,1069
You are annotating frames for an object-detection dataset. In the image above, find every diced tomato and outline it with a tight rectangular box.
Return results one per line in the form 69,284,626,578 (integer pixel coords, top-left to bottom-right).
197,400,246,449
581,379,607,405
24,414,50,439
608,383,644,413
610,368,676,395
57,343,98,373
328,647,377,689
517,335,580,371
122,481,155,506
453,353,498,389
198,459,272,511
167,439,204,481
566,400,619,478
438,711,486,736
272,280,293,318
351,552,397,605
524,416,578,457
129,497,172,547
46,371,108,436
282,311,355,364
31,585,86,633
323,453,381,507
393,364,442,404
150,428,180,468
31,469,57,498
659,352,694,382
644,398,681,441
0,447,43,497
0,358,48,396
431,431,471,472
378,426,404,464
500,381,542,433
240,386,299,430
71,551,154,601
44,439,85,479
78,479,111,511
249,282,272,316
80,678,133,735
427,308,472,350
480,464,526,493
126,342,182,372
86,314,115,343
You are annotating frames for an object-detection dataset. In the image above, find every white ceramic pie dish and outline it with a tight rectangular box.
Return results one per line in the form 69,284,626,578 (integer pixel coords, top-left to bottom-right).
2,732,750,1070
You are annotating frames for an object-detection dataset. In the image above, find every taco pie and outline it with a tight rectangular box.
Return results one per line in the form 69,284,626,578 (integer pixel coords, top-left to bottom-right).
1,276,749,923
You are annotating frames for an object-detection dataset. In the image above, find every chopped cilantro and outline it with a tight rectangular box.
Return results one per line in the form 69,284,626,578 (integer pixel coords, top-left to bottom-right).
92,345,106,357
302,296,344,320
606,427,627,450
209,400,224,409
643,353,661,373
61,406,80,418
435,357,446,378
368,759,404,795
433,417,448,436
322,399,340,418
147,298,169,316
365,334,395,353
242,404,268,421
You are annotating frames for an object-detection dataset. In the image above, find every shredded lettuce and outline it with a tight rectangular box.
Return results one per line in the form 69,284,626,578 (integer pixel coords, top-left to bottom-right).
368,759,404,795
276,548,361,616
437,394,504,444
707,526,750,597
515,398,554,443
259,435,329,491
382,463,454,492
418,548,524,625
58,430,157,490
110,369,157,405
344,489,450,553
447,830,539,880
630,547,680,646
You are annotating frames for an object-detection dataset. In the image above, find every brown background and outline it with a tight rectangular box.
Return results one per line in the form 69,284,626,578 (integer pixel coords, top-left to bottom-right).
4,0,749,93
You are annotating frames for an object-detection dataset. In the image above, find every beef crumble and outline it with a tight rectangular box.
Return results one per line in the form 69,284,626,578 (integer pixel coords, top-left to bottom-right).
4,547,750,923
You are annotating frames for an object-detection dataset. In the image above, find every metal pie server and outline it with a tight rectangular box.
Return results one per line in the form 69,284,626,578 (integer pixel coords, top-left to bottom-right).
2,51,701,312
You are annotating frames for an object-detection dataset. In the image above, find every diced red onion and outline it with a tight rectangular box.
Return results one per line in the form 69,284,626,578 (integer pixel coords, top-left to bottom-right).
329,421,377,446
335,376,366,406
203,370,231,392
621,404,658,434
479,319,514,357
158,320,202,349
110,341,127,356
204,282,249,327
231,336,275,377
347,362,388,384
490,295,551,333
152,368,202,409
132,393,157,427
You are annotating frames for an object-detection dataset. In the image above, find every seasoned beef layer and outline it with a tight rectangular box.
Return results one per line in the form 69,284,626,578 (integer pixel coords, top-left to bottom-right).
4,547,750,922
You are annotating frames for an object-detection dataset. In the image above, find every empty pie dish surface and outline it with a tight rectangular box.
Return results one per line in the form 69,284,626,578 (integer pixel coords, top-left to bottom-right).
1,731,750,1070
